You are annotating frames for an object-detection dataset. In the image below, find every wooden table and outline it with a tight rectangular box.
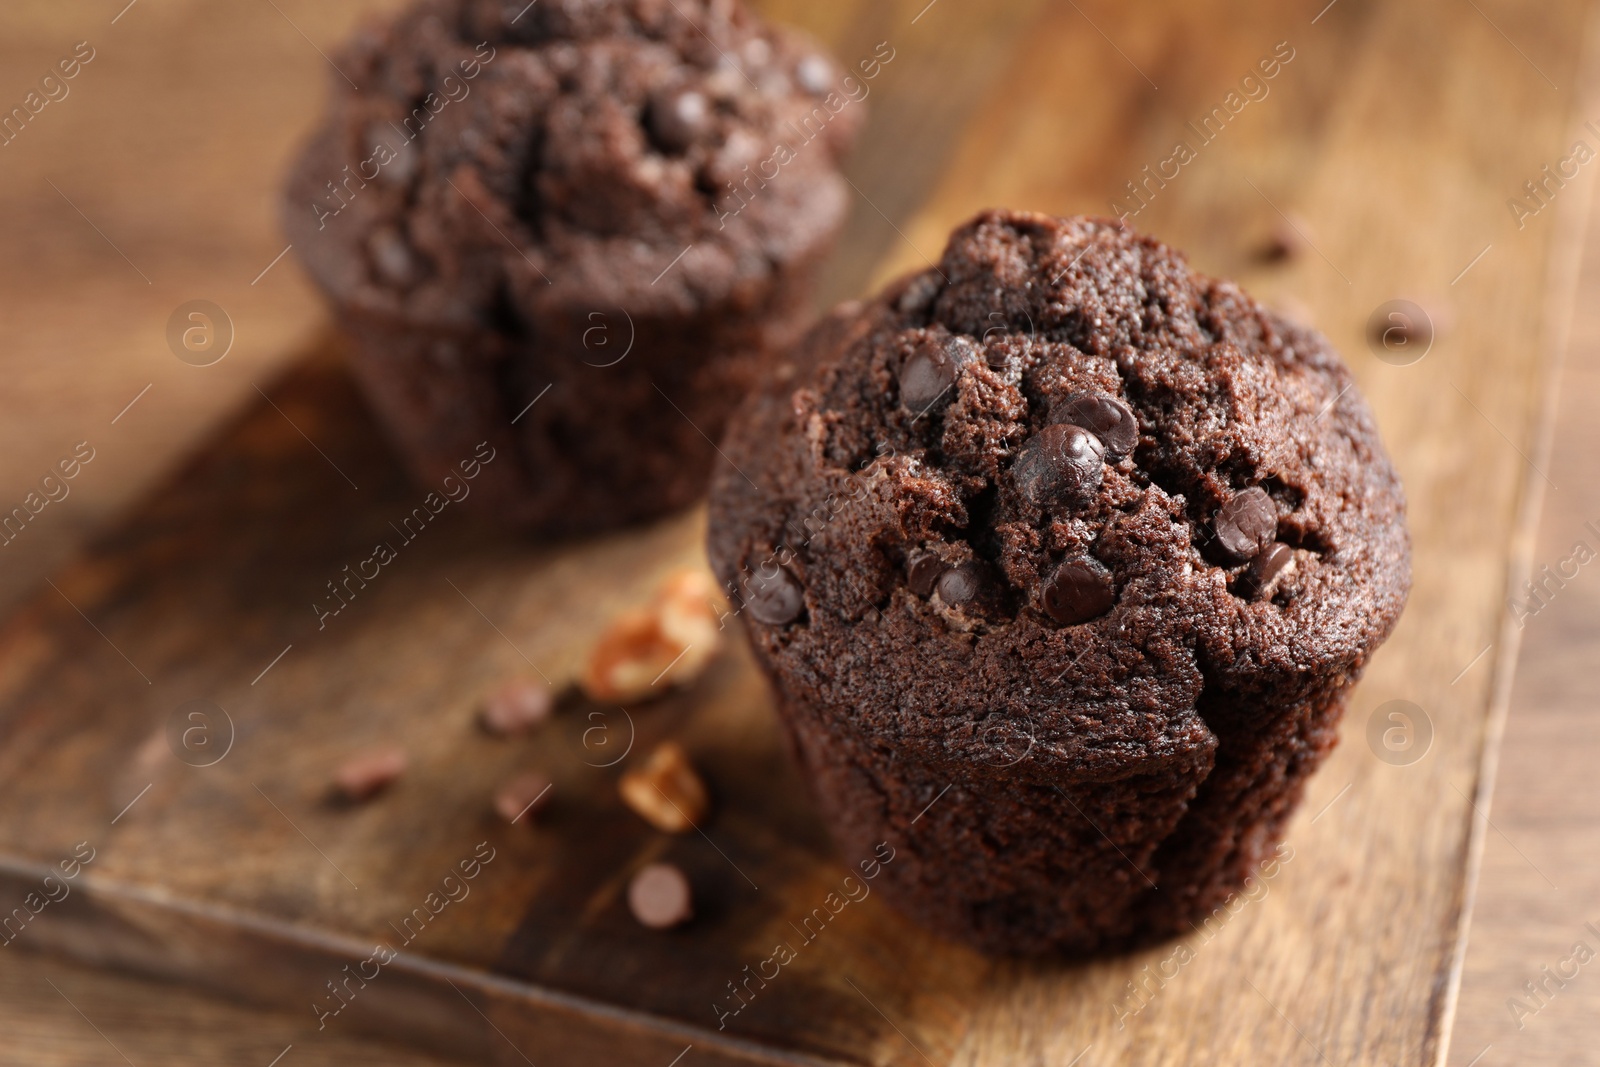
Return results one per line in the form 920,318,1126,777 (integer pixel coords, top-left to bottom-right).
0,0,1596,1064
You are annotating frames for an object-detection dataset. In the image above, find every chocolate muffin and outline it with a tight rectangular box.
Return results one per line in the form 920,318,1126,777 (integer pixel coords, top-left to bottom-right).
284,0,863,534
707,210,1410,954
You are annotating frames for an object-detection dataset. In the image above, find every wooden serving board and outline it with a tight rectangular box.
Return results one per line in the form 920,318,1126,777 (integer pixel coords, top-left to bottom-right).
2,0,1598,1064
0,346,992,1067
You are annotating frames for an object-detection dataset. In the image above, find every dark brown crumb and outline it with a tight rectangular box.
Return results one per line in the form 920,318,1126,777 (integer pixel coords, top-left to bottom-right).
480,679,554,736
495,771,554,824
333,745,409,803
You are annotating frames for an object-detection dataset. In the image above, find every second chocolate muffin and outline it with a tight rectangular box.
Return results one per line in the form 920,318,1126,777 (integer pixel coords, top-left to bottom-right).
285,0,864,535
707,210,1410,954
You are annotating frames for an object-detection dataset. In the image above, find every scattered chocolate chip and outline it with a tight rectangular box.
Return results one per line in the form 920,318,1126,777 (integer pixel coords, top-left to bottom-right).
333,745,407,803
1366,299,1437,366
1012,424,1106,505
907,552,946,597
495,771,553,824
646,88,710,155
1260,213,1313,262
1243,542,1296,599
1041,560,1116,625
1052,393,1138,461
628,862,693,929
1213,487,1278,562
1375,310,1428,347
899,347,960,415
743,565,804,625
480,679,554,737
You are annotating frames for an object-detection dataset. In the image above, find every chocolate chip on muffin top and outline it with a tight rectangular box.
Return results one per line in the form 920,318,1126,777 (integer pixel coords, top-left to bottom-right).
287,0,862,325
284,0,865,536
709,210,1411,780
707,209,1410,954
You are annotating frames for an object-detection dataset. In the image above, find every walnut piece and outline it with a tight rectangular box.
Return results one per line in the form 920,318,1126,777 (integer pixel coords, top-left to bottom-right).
581,569,725,704
618,740,710,833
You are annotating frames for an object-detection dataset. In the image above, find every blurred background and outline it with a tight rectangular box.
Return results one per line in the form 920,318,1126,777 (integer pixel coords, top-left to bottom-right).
0,0,1596,1063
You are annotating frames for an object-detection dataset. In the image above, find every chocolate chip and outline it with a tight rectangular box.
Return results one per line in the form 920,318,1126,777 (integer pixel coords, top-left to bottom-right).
1260,213,1313,263
1243,542,1295,599
480,679,554,737
899,347,959,415
936,565,981,606
628,862,693,930
743,565,804,625
646,88,710,155
1041,560,1115,625
907,552,945,597
1052,393,1138,461
494,771,553,824
1013,424,1105,505
935,561,1003,615
332,745,407,803
1213,487,1278,562
1365,298,1436,366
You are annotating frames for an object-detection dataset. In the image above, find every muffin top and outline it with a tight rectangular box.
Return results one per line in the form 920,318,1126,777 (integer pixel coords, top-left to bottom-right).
708,211,1411,782
284,0,861,325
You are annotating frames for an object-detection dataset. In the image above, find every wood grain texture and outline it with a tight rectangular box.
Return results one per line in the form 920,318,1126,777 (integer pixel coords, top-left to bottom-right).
0,0,404,615
0,0,1597,1064
0,340,992,1067
1450,46,1600,1064
0,0,1034,619
876,2,1600,1065
0,1,1038,1065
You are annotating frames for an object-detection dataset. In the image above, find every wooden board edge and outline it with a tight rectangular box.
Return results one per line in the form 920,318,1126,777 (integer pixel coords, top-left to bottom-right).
0,857,847,1067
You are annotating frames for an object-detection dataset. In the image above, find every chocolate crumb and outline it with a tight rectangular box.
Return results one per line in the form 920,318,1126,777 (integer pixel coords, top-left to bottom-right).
495,771,554,824
480,680,554,737
333,745,407,802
